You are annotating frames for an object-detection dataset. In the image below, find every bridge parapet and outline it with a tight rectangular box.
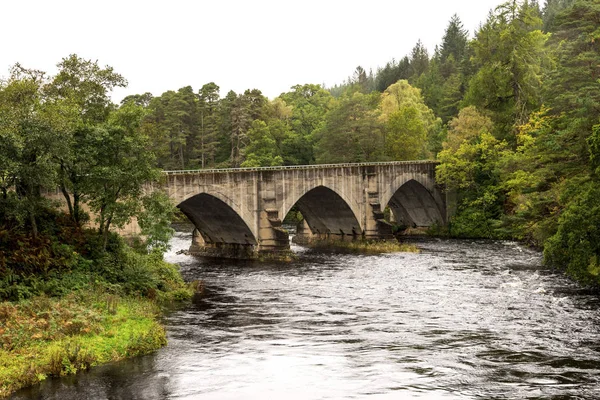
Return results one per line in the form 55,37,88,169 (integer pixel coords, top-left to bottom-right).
161,160,438,175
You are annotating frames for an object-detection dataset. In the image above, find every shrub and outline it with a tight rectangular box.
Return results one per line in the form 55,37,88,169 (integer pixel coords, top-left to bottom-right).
544,181,600,286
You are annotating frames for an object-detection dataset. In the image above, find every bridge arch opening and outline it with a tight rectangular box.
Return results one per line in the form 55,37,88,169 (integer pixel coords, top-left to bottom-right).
386,179,443,228
286,185,362,243
177,193,257,246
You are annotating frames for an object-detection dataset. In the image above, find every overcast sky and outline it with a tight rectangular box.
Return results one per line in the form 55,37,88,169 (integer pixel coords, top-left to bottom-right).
2,0,506,101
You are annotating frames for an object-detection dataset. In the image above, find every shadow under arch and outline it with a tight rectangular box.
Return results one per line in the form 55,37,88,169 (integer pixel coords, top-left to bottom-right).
178,193,257,245
289,185,362,239
386,179,443,227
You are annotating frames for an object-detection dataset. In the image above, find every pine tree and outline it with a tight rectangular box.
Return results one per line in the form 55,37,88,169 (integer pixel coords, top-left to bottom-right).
197,82,220,168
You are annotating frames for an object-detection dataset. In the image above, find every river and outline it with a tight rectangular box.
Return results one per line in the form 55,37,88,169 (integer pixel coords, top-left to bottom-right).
11,230,600,399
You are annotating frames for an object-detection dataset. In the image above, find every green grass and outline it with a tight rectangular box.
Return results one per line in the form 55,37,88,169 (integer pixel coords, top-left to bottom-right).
0,291,167,398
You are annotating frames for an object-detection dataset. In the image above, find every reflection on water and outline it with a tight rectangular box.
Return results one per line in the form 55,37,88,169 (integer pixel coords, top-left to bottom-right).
12,230,600,399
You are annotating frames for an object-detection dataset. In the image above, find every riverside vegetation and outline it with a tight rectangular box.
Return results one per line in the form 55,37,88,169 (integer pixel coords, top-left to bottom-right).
0,55,191,396
1,0,599,395
0,209,193,397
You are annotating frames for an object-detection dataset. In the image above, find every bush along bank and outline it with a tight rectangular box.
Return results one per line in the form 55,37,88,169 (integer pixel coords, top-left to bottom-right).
0,216,193,398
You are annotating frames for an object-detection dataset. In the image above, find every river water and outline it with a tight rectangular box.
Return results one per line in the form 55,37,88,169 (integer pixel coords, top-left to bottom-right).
12,231,600,399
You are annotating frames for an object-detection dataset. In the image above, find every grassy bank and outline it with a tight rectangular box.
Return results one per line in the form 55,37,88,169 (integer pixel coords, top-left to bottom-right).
0,291,169,397
0,213,194,398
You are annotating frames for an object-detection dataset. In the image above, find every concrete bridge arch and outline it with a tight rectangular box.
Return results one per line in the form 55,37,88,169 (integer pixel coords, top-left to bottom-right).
178,192,258,246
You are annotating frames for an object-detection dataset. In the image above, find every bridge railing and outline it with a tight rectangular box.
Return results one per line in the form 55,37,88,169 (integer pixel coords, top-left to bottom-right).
162,160,439,175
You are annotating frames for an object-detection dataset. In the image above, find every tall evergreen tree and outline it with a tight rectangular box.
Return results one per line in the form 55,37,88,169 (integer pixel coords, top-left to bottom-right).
409,40,430,81
439,14,469,69
197,82,220,168
375,57,411,92
465,0,549,142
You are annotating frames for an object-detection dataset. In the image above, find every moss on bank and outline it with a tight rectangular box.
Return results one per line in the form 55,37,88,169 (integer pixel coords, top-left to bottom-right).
0,291,175,398
304,239,420,254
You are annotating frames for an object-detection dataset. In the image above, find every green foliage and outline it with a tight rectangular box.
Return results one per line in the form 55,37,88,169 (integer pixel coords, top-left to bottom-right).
241,120,285,167
375,57,411,92
588,124,600,176
84,103,161,248
408,40,430,81
0,68,71,237
0,205,189,302
137,191,175,252
1,0,600,293
465,0,550,142
315,92,385,163
43,54,127,125
544,181,600,284
279,84,333,164
439,14,469,67
379,80,442,159
437,107,508,238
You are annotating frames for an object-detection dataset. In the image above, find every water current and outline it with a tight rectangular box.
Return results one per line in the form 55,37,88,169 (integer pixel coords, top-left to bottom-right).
12,230,600,399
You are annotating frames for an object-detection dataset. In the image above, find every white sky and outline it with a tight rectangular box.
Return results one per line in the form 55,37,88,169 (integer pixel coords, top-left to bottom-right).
1,0,505,102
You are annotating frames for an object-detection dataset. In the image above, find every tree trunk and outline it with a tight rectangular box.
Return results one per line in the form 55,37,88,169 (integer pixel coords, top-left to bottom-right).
29,210,38,239
60,182,74,221
73,191,81,225
102,214,113,250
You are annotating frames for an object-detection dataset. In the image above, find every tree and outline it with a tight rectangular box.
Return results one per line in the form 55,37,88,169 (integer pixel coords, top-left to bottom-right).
415,52,445,119
43,54,127,125
142,87,199,170
439,14,469,69
352,66,369,93
465,0,550,142
44,55,128,225
241,120,285,167
121,92,154,107
379,80,442,159
437,107,507,238
279,84,333,164
196,82,221,168
0,68,69,237
229,94,251,167
541,0,575,31
501,0,600,247
375,57,411,92
85,103,160,248
544,181,600,284
409,40,430,81
315,92,384,163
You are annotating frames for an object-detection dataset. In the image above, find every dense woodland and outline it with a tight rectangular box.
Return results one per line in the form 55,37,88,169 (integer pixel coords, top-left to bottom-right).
1,0,600,288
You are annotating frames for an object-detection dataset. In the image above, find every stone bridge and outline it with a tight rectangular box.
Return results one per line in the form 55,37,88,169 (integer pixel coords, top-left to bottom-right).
153,161,447,258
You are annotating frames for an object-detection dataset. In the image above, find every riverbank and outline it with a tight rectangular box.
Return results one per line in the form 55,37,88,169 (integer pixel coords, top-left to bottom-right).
0,222,195,398
0,290,178,398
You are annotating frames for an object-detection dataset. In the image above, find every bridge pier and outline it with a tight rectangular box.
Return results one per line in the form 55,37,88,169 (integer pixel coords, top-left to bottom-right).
364,202,395,241
257,210,290,254
190,229,257,258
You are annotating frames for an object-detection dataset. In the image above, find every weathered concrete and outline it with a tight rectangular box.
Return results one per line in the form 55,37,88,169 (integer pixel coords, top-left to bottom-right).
151,161,446,259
